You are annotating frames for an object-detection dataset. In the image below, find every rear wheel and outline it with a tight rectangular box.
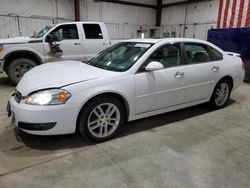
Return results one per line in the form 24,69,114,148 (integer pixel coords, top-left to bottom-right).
209,79,232,109
78,96,125,142
7,58,37,85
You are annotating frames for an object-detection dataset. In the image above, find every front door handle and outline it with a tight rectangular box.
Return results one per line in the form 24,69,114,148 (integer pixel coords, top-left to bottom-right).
175,71,184,78
212,66,220,72
74,43,80,45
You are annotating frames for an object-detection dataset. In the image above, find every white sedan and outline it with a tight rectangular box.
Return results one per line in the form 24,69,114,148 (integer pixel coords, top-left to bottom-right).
8,38,244,141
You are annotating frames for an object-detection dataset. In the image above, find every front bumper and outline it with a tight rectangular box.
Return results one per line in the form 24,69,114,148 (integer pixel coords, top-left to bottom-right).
9,96,77,135
0,59,4,73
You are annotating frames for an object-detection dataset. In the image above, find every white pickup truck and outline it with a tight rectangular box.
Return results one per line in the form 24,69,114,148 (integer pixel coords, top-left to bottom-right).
0,22,113,84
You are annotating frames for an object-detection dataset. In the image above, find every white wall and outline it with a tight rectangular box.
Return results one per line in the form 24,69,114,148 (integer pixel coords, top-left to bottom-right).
0,0,219,40
161,0,219,40
0,0,74,38
80,0,156,39
0,0,156,39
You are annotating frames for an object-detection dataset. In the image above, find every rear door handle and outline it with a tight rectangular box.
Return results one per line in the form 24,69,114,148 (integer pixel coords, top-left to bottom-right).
212,66,220,72
175,71,184,78
74,43,80,45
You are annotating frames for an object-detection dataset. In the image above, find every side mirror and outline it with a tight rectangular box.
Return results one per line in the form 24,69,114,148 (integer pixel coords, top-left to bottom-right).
145,61,164,71
45,33,54,43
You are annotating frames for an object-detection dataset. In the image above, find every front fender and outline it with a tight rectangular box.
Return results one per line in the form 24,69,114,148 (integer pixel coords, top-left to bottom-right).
2,45,44,63
63,75,135,130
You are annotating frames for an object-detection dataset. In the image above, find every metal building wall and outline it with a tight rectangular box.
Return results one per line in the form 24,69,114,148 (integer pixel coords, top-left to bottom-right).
0,0,75,38
0,0,156,39
161,0,219,40
80,0,156,39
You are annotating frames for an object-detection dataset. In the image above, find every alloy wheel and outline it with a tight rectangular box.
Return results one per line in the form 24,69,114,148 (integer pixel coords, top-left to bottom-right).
87,103,121,138
214,82,230,106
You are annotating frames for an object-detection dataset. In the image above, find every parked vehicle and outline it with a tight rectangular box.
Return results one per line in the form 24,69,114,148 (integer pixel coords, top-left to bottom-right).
7,38,244,141
0,22,112,85
207,27,250,82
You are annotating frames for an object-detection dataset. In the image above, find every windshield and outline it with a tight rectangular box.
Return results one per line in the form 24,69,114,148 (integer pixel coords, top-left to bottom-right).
87,42,153,72
32,25,53,38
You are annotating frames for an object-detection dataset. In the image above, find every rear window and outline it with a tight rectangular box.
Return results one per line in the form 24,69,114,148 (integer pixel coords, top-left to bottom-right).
83,24,103,39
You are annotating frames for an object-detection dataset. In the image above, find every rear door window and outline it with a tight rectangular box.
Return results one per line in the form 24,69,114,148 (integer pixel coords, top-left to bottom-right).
209,46,223,61
184,43,212,64
83,24,103,39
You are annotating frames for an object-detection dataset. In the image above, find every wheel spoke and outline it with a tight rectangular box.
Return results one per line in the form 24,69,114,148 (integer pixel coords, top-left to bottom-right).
89,119,99,126
98,126,104,137
110,117,118,122
215,90,220,95
221,84,226,91
90,123,102,131
97,106,105,116
108,122,117,128
103,125,108,136
105,104,113,115
217,97,223,105
93,109,101,118
107,107,116,118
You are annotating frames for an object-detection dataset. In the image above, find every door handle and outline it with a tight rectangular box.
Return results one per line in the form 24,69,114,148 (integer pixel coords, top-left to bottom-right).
212,66,220,72
74,43,79,45
175,71,184,78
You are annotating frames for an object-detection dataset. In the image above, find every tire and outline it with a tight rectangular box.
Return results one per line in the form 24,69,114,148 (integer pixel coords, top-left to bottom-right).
78,96,125,142
7,58,37,85
209,79,232,109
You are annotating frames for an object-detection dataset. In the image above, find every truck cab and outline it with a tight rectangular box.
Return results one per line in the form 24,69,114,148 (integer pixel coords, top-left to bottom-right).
0,22,111,85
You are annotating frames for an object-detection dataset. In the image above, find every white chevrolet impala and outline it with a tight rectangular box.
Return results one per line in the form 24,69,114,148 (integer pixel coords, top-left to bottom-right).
8,38,244,141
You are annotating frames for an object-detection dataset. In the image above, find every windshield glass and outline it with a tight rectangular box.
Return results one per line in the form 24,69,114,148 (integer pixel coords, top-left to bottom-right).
33,25,53,38
87,42,153,72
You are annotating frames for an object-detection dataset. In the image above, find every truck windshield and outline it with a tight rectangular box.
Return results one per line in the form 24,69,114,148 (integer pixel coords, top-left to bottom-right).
87,42,153,72
32,26,53,38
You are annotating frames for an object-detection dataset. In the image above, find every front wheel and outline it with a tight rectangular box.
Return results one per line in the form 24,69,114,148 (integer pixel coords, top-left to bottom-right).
209,79,232,109
7,58,37,85
78,96,125,142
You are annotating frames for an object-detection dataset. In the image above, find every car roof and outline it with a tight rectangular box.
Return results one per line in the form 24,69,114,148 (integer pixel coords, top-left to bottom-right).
124,38,210,44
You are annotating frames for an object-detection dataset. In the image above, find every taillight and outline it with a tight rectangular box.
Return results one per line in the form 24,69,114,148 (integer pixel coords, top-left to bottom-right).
241,59,245,69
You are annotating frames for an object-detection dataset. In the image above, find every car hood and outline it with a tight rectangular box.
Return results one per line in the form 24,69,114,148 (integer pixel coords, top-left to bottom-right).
17,61,117,96
0,36,40,44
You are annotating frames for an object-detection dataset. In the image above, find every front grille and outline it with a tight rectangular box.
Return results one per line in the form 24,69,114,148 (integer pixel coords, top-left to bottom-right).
14,90,22,103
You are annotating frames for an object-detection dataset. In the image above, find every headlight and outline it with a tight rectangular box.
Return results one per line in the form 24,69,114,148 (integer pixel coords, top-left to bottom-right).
25,89,71,105
0,44,4,52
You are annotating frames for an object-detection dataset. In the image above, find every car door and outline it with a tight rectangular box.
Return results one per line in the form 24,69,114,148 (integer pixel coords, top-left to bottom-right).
43,23,84,62
82,23,109,61
134,43,187,114
183,42,223,103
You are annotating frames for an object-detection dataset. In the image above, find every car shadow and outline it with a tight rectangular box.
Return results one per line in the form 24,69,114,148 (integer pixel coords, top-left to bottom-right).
6,99,235,151
118,99,235,137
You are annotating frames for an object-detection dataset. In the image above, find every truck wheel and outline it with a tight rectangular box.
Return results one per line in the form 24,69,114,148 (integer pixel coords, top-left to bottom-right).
7,58,37,85
78,96,125,142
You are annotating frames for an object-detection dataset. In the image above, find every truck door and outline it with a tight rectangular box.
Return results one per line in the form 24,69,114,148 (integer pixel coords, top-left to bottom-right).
43,23,84,62
82,23,109,61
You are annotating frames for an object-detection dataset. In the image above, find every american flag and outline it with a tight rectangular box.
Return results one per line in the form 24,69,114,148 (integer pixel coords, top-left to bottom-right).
217,0,250,29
